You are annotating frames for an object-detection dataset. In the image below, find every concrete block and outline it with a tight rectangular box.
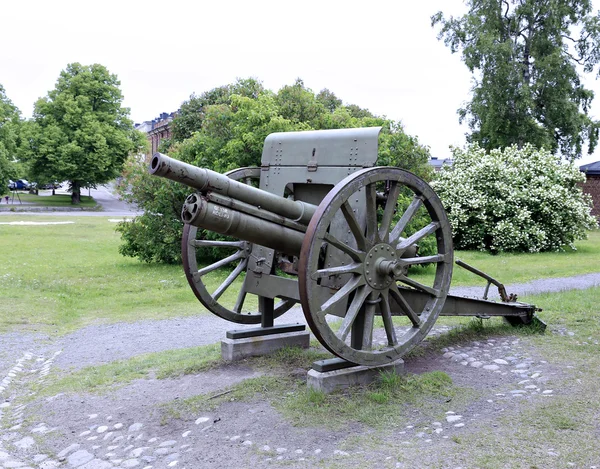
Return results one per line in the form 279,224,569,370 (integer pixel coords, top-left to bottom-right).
307,359,405,394
221,330,310,361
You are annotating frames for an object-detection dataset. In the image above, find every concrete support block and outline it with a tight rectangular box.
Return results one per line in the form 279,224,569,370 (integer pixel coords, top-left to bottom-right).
221,330,310,361
307,359,405,394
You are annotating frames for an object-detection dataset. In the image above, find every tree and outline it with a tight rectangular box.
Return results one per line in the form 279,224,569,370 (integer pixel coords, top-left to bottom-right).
171,78,265,143
22,63,143,203
117,78,432,264
0,84,22,193
431,143,597,252
432,0,600,160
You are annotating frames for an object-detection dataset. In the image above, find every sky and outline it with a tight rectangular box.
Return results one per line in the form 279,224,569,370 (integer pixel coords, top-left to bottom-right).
2,0,600,166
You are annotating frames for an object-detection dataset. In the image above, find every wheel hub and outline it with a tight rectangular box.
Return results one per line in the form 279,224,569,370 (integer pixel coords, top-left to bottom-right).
364,243,398,290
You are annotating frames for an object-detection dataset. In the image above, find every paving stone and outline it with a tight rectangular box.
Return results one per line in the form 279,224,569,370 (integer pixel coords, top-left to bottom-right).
13,437,34,450
67,449,94,467
57,443,81,458
446,415,462,423
121,459,140,468
469,361,483,368
165,453,180,463
128,423,143,433
3,461,27,468
482,365,500,371
130,448,149,458
78,459,113,469
39,461,61,469
159,440,176,447
493,359,509,365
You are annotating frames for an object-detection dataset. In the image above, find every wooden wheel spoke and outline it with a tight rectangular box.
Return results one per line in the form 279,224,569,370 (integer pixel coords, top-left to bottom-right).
396,222,440,250
398,254,447,266
379,181,401,241
397,275,440,297
390,284,421,327
380,290,398,346
320,275,366,316
338,286,371,341
233,287,247,313
322,232,365,262
197,250,245,277
341,201,367,250
390,195,423,243
365,183,378,243
312,262,363,280
193,239,246,249
212,258,248,301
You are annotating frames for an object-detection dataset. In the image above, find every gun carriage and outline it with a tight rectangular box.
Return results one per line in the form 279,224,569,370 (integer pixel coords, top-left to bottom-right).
150,127,540,367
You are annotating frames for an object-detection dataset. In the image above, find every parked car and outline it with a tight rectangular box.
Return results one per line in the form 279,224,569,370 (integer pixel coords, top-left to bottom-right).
11,179,30,190
8,180,15,190
39,182,62,190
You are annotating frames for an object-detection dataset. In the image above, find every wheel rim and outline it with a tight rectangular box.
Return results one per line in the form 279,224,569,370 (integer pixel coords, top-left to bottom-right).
298,167,453,365
182,167,295,324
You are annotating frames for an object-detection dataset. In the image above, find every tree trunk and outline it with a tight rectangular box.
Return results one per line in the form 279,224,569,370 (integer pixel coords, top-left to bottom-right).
71,181,81,205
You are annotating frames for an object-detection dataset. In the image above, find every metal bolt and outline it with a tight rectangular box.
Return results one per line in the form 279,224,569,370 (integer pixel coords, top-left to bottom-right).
366,271,370,275
368,278,372,282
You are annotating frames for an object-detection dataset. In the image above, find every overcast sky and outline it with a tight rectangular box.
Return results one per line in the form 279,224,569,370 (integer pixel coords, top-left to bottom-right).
2,0,600,165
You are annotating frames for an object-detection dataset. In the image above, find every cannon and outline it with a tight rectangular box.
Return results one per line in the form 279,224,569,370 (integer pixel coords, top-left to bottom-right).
150,127,540,367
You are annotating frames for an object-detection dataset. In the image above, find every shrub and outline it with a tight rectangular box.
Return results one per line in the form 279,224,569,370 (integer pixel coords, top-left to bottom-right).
431,144,597,253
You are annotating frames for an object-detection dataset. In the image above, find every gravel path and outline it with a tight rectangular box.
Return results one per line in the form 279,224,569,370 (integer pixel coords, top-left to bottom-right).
450,271,600,298
1,272,598,373
40,271,599,371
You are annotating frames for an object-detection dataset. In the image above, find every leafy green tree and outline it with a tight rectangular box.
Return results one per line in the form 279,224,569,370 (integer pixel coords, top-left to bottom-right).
0,84,22,193
171,78,265,143
118,79,432,264
432,0,600,159
21,63,144,203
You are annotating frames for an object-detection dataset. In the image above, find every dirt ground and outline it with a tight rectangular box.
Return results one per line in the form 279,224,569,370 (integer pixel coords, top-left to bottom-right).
1,313,585,469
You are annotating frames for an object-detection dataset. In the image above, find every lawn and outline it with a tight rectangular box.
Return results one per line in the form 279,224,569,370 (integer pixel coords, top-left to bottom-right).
0,214,598,335
2,192,98,208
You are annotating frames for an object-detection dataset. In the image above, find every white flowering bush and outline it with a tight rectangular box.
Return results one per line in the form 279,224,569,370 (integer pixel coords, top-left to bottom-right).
431,144,597,252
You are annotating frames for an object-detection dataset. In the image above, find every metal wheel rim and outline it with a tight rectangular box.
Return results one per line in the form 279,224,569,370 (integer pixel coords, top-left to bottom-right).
182,167,295,324
298,167,453,365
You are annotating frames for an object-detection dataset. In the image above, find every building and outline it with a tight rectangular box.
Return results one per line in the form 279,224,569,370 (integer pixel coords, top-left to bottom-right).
135,112,177,162
580,161,600,219
429,157,452,172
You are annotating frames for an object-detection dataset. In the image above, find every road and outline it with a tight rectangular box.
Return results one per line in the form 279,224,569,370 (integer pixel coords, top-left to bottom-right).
0,183,140,217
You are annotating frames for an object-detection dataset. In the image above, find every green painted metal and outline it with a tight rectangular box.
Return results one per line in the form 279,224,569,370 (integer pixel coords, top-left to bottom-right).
150,127,542,367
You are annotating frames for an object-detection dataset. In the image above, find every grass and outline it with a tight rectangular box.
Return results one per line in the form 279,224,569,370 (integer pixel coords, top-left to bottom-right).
410,229,600,286
163,364,470,431
41,343,222,395
2,193,98,208
0,216,219,334
0,214,598,336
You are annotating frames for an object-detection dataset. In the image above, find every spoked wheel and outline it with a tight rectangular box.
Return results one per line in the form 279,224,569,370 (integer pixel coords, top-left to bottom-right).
298,167,454,366
182,167,295,324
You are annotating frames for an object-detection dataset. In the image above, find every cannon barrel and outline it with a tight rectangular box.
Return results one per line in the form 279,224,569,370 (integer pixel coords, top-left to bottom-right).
149,152,317,225
182,193,305,256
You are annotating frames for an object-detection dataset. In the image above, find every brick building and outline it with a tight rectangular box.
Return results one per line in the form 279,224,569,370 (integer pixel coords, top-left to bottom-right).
580,161,600,219
135,112,176,162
